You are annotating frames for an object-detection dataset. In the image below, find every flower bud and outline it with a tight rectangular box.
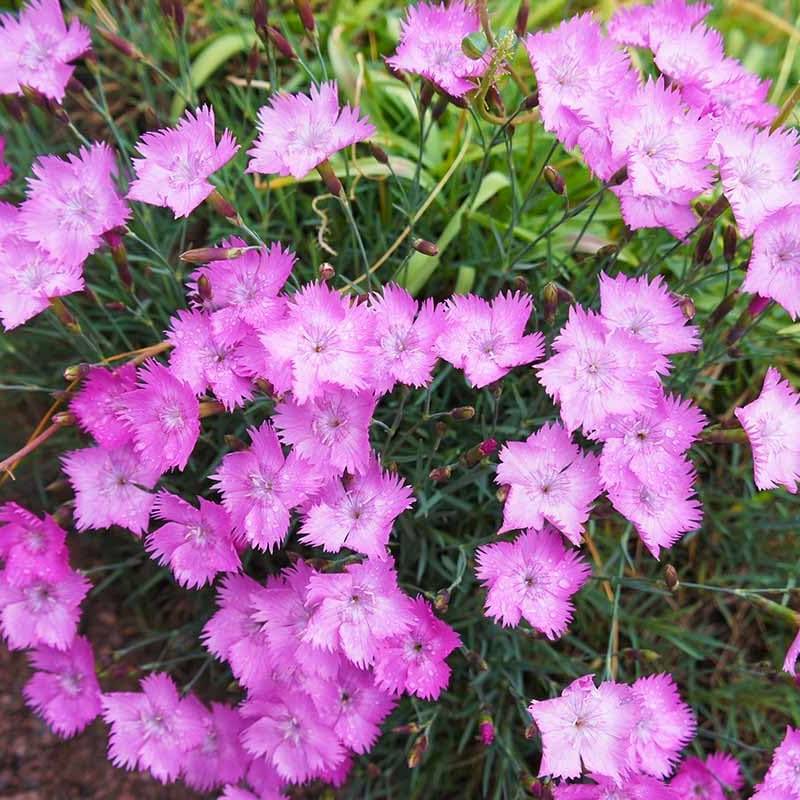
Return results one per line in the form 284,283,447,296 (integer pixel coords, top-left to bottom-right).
608,166,628,186
366,762,381,779
433,589,450,614
524,90,539,109
595,244,617,260
428,466,452,483
252,0,268,30
515,0,530,36
524,721,538,739
543,165,565,195
319,262,335,281
702,194,730,223
450,405,475,421
197,274,213,302
96,29,145,61
207,189,240,223
52,411,76,427
407,734,428,768
496,484,509,503
293,0,315,31
52,504,73,528
513,275,528,292
664,564,679,591
49,298,80,333
369,142,389,164
64,363,90,382
694,224,714,264
462,438,498,467
486,85,505,116
675,293,695,320
461,33,486,60
247,41,261,76
160,0,185,28
413,238,439,257
723,224,737,264
254,378,276,396
180,245,252,264
316,160,343,196
464,649,489,671
224,434,248,451
478,711,495,746
392,722,421,735
266,25,297,60
420,81,434,110
431,94,449,122
542,281,559,325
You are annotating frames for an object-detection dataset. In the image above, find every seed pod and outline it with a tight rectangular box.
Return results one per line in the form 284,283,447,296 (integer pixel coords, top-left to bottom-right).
450,405,475,421
420,81,434,110
413,238,439,257
723,224,737,264
664,564,679,591
543,165,565,195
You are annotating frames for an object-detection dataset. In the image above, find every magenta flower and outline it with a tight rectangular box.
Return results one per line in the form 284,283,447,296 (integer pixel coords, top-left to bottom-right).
386,1,490,97
715,124,800,237
0,0,90,102
529,675,636,783
0,136,12,186
304,557,412,668
274,387,377,477
752,727,800,799
23,635,101,737
436,292,545,388
670,753,743,800
598,272,700,355
734,367,800,493
70,363,137,448
120,360,200,474
212,422,322,551
247,81,375,179
608,0,711,49
0,503,67,574
146,492,240,589
372,596,460,700
101,673,206,784
20,143,129,267
786,628,800,677
0,560,90,651
495,423,601,544
299,460,414,559
128,106,238,218
367,283,445,394
611,183,698,239
537,306,663,434
553,773,677,799
475,527,591,638
62,443,160,535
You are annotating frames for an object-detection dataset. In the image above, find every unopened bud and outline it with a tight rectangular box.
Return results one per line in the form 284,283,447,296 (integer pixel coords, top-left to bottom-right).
105,300,126,311
676,294,696,320
433,589,450,614
207,189,239,222
496,484,509,503
180,245,251,264
407,734,428,768
420,81,434,110
52,504,73,528
723,224,737,264
428,466,452,483
266,25,296,59
293,0,315,31
431,94,449,122
97,29,145,61
694,200,708,218
413,238,439,257
464,649,489,671
524,91,539,109
664,564,679,591
486,85,505,116
702,194,730,223
316,160,343,196
247,41,261,76
64,363,90,382
392,722,421,735
252,0,268,30
49,298,80,333
434,420,448,437
524,721,538,739
386,62,408,84
543,165,565,195
369,142,389,164
197,274,212,302
319,262,335,281
515,0,530,36
543,281,559,325
478,711,495,746
254,378,276,396
694,225,714,264
462,438,498,467
52,411,76,427
595,244,617,260
609,166,628,186
160,0,185,28
461,33,486,60
45,478,70,494
224,434,248,451
513,275,528,292
450,405,475,421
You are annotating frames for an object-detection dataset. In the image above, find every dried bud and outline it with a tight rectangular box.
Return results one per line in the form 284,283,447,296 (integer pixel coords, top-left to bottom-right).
293,0,315,31
266,25,296,60
486,85,505,116
64,363,90,383
52,411,76,427
316,160,343,196
413,238,439,257
524,721,538,739
51,504,73,528
513,274,528,292
523,90,539,109
461,33,486,60
369,142,389,164
496,484,509,503
319,262,336,281
464,649,489,671
450,405,475,421
608,166,628,186
543,165,565,195
433,589,450,614
694,225,714,264
224,434,248,451
594,244,617,260
104,301,126,311
206,189,239,222
478,711,495,746
96,29,145,61
180,245,252,264
254,378,276,396
197,274,213,302
434,420,448,438
543,281,559,325
676,293,696,320
392,722,421,735
252,0,268,30
428,466,452,483
515,0,530,36
723,224,737,264
407,734,428,768
664,564,679,591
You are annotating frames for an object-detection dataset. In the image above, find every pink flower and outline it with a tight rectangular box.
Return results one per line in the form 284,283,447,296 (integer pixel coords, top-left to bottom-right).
0,560,90,651
608,0,710,48
554,774,677,799
495,423,601,544
529,674,636,782
537,306,663,434
247,81,375,179
367,283,445,393
598,273,700,355
304,557,412,668
146,492,240,589
0,238,84,330
0,503,67,573
101,673,206,784
752,727,800,799
386,1,490,97
785,628,800,677
670,753,743,800
436,292,545,388
241,685,346,783
212,422,321,551
372,595,460,700
62,443,160,534
20,143,129,267
274,387,377,477
23,635,101,737
128,105,239,217
299,460,414,559
0,0,90,102
715,124,800,237
627,674,695,778
734,367,800,493
742,205,800,320
475,527,591,637
611,183,698,239
0,136,12,186
121,360,200,474
70,363,137,448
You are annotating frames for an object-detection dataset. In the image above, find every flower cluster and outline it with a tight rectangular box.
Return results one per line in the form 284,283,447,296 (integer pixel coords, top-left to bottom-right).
751,727,800,800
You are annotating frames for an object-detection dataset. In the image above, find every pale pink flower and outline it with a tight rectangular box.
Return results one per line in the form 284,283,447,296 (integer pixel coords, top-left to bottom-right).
753,727,800,800
648,21,723,87
386,1,490,97
128,106,238,217
475,527,591,637
0,0,90,102
608,0,710,48
0,202,18,251
529,675,636,782
299,460,413,559
734,367,800,493
61,443,160,535
670,753,743,800
611,183,698,239
495,422,601,544
70,363,137,448
785,628,800,677
23,635,101,737
211,422,322,551
20,143,129,267
101,673,206,784
247,81,375,179
554,773,678,799
436,292,545,388
0,503,67,573
372,595,461,700
0,136,12,185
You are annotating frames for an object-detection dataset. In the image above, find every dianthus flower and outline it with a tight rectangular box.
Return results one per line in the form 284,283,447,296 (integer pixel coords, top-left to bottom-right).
241,759,289,799
598,273,700,355
0,503,67,573
20,143,129,267
23,635,102,737
607,0,710,49
62,443,160,534
212,422,321,551
786,629,800,677
372,595,460,700
714,124,800,237
0,560,90,651
436,292,545,388
553,773,677,799
147,492,240,589
495,423,601,544
367,283,445,394
751,727,800,800
128,106,238,218
734,367,800,493
670,753,743,800
475,527,591,637
0,0,90,102
274,387,377,477
69,363,137,448
611,183,698,239
102,673,206,785
120,360,200,474
0,136,12,185
247,81,375,179
304,557,412,668
386,1,490,97
537,306,663,434
241,686,346,783
0,237,84,330
528,674,636,783
299,460,413,559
